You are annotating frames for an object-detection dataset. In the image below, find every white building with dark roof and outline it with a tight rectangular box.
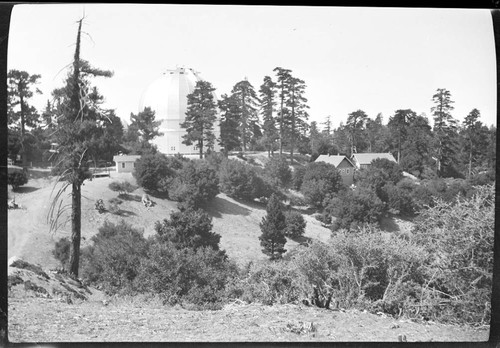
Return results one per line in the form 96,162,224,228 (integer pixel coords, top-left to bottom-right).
139,67,221,155
315,155,356,186
350,153,397,170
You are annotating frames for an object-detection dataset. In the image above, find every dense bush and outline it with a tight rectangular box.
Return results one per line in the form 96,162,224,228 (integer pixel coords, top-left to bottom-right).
154,207,221,251
259,194,287,260
8,171,28,190
168,160,219,209
356,159,403,203
135,241,237,309
226,260,307,305
385,179,418,216
219,159,274,201
52,237,71,268
326,187,386,230
133,153,176,193
300,162,343,209
80,220,148,294
411,184,494,323
284,211,306,238
264,157,292,188
107,197,124,215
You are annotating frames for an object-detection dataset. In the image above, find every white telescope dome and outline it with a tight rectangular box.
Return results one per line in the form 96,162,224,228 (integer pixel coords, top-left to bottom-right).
139,67,220,155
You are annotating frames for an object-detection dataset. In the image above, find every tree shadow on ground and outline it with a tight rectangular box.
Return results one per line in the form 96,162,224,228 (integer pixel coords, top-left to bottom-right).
110,209,137,217
290,234,313,246
379,216,400,232
12,186,40,194
205,196,253,218
118,193,142,202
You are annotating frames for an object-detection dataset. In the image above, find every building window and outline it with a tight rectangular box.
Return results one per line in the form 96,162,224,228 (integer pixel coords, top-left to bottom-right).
171,146,176,151
121,163,125,169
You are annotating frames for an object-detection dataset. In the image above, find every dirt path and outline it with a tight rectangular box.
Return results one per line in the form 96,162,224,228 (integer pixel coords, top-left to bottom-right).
8,297,488,342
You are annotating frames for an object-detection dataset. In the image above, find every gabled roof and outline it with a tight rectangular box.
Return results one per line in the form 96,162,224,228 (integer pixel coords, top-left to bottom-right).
315,155,355,168
113,155,141,162
351,153,396,165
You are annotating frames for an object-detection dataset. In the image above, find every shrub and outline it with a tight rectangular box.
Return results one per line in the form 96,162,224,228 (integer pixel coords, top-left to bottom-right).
226,260,307,305
154,207,221,251
264,158,292,188
133,153,176,193
385,180,417,216
8,171,28,190
135,241,237,308
219,159,274,201
356,159,403,203
326,187,386,230
285,211,306,238
168,160,219,209
411,184,494,324
300,162,343,209
80,220,148,294
52,237,71,268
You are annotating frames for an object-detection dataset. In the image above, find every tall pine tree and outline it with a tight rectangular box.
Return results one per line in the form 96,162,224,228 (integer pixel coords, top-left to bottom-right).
181,80,218,159
286,76,309,164
259,76,278,157
231,79,260,153
218,93,241,155
273,67,292,157
48,19,114,276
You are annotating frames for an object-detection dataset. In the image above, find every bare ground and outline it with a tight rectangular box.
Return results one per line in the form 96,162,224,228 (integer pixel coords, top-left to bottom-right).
8,295,488,343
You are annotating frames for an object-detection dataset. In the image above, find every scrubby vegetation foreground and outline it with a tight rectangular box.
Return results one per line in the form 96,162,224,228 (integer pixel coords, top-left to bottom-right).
51,181,494,327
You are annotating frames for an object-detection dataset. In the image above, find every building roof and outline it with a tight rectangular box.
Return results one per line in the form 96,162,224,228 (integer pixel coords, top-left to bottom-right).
113,155,141,162
315,155,355,168
351,153,397,165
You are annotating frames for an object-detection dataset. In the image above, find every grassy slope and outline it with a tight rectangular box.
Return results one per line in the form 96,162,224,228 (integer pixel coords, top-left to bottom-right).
8,166,332,270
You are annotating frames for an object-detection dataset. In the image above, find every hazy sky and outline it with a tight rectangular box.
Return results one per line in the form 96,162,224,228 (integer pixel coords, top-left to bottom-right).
7,4,497,130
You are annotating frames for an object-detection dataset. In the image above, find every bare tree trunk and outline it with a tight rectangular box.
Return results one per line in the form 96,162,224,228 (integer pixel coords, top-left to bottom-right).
69,182,81,276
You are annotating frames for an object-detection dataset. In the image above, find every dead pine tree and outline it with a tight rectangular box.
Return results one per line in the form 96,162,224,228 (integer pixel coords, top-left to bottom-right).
47,17,113,277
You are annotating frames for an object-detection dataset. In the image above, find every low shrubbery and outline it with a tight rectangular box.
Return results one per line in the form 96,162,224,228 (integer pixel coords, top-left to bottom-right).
133,153,176,194
263,157,292,189
8,171,28,190
108,181,137,196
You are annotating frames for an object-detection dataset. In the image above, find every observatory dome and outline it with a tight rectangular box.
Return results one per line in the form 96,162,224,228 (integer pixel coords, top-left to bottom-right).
139,67,220,155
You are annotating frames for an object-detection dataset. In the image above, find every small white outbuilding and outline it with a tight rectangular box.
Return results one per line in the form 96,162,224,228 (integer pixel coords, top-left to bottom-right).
113,155,141,173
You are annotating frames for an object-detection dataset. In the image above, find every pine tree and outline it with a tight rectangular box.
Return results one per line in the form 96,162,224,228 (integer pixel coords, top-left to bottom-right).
461,108,488,178
431,88,459,177
259,194,287,260
346,110,368,154
181,80,218,159
48,18,114,276
259,76,278,157
7,70,42,167
218,93,241,155
273,67,292,157
129,107,162,147
285,76,309,164
388,109,417,163
231,79,260,153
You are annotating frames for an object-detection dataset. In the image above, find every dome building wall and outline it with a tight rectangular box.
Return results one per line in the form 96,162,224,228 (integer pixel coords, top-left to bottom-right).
139,67,220,155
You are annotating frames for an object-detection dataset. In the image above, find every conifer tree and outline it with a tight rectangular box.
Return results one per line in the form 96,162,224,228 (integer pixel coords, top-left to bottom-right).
273,67,292,156
128,106,162,151
346,109,368,154
431,88,459,176
259,194,287,260
231,79,260,153
286,76,309,164
181,80,218,159
218,93,241,155
7,70,42,167
259,76,278,157
48,18,114,276
388,109,417,164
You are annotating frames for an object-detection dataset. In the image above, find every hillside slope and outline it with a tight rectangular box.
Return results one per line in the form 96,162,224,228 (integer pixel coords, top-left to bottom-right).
8,170,332,269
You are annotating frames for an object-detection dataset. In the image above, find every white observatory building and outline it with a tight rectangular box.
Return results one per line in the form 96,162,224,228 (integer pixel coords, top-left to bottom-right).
139,67,221,155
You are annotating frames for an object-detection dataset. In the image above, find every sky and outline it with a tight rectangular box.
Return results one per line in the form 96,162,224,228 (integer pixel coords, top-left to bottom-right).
7,4,497,130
